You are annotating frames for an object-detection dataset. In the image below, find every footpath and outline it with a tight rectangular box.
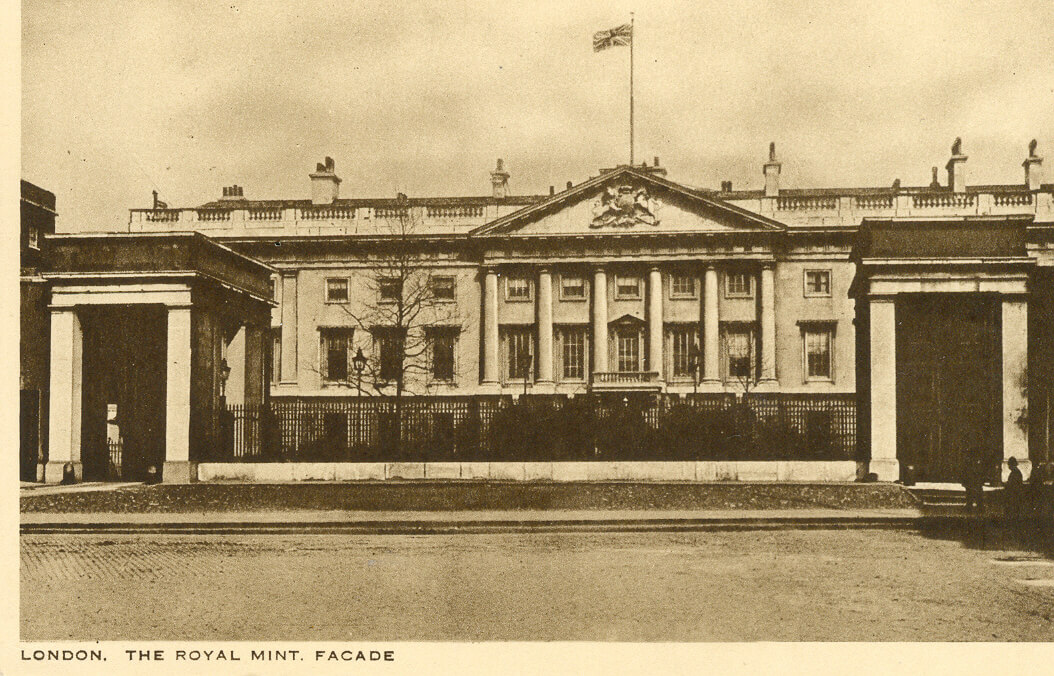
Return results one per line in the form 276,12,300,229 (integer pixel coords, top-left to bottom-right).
17,480,996,534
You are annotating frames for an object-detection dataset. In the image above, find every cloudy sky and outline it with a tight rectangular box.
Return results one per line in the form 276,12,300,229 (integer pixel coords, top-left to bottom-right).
21,0,1054,232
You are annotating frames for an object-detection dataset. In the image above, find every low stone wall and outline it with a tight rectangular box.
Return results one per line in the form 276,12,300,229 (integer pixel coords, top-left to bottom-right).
197,461,859,483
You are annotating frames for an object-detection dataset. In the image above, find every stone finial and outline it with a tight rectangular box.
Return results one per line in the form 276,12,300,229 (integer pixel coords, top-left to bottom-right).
930,167,940,188
951,137,962,156
490,158,511,199
769,142,776,162
892,178,901,191
1024,139,1044,190
946,138,968,192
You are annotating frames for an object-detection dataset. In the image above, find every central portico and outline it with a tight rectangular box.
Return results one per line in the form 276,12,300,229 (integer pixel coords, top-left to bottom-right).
472,165,785,394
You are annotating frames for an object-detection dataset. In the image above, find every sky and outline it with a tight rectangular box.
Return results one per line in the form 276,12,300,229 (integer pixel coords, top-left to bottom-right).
20,0,1054,233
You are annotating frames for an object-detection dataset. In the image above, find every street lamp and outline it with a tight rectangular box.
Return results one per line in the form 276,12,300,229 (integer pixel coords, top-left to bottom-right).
352,347,368,452
352,347,368,397
520,350,533,398
688,342,702,396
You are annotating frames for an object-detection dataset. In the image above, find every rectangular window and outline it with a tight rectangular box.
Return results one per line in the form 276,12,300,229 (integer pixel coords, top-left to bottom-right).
668,325,700,378
669,273,697,299
270,330,282,384
27,225,39,250
505,277,531,301
503,327,534,380
804,328,833,380
325,278,349,303
558,326,587,380
726,272,753,298
804,270,832,297
615,275,641,300
378,278,401,302
320,328,353,382
428,327,458,382
430,275,455,301
373,327,404,381
723,325,755,381
616,327,642,372
560,275,586,300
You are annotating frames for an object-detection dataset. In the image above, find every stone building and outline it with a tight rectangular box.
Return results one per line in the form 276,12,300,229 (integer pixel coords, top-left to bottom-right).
116,141,1053,484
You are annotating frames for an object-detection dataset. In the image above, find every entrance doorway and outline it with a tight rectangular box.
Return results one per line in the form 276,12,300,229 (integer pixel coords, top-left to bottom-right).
79,306,168,481
896,294,1002,483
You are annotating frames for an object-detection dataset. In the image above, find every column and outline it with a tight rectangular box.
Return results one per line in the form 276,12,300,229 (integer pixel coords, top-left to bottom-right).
759,263,777,383
164,306,195,483
648,267,663,379
593,267,608,373
536,268,554,385
869,299,899,481
482,268,499,385
279,272,298,384
1002,299,1030,478
45,308,83,483
244,322,266,408
702,265,720,383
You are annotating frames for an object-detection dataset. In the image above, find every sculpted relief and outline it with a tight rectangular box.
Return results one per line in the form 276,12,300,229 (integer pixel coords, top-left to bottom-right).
590,185,661,228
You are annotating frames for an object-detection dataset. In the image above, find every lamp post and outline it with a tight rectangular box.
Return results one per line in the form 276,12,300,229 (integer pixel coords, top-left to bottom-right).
688,341,702,396
352,347,367,450
520,350,533,398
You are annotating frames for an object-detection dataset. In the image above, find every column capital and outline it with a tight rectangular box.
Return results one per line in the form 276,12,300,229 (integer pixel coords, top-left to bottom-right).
537,267,551,276
760,261,776,271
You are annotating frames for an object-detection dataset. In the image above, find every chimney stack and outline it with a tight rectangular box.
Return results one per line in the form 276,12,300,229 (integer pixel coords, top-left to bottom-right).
566,181,573,190
310,156,341,205
1024,139,1044,190
220,185,245,201
720,180,733,192
549,185,555,196
945,138,967,193
490,158,510,199
763,142,781,197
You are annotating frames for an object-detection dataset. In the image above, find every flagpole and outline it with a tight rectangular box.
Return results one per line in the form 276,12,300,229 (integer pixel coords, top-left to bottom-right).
629,12,635,166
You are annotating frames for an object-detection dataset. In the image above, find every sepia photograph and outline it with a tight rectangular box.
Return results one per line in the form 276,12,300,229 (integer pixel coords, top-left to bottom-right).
13,0,1054,671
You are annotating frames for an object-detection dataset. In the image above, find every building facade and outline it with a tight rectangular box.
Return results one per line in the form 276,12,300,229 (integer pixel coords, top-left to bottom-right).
116,142,1054,483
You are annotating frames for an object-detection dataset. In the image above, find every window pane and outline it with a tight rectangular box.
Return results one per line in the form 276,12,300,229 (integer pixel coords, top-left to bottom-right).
806,330,831,378
505,328,532,379
805,271,831,295
326,278,348,302
561,276,585,299
617,277,640,298
430,329,456,380
507,277,530,300
669,326,698,377
322,330,351,381
617,328,640,372
560,327,585,380
671,274,695,297
431,276,455,300
726,329,753,379
379,278,400,301
727,273,751,296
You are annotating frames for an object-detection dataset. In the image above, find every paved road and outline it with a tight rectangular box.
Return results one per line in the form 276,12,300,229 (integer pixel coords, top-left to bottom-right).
21,529,1054,641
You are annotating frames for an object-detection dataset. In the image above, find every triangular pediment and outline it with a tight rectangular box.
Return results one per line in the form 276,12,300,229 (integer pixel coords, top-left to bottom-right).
471,166,785,238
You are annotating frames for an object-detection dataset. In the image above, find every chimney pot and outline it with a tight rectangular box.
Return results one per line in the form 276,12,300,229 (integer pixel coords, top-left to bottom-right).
549,185,555,196
721,180,732,192
310,157,341,204
654,156,660,166
566,181,573,190
1024,139,1044,190
763,142,781,197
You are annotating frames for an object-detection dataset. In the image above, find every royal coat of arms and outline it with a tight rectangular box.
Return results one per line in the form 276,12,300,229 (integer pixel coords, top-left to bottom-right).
590,185,660,228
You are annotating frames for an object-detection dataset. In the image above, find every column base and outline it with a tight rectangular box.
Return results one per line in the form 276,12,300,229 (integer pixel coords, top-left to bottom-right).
43,461,82,485
478,381,502,395
163,461,199,484
753,379,779,392
867,458,900,482
532,380,556,395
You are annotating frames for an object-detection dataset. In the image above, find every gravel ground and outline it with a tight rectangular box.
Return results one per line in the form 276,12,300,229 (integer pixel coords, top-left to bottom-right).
19,481,917,513
21,528,1054,641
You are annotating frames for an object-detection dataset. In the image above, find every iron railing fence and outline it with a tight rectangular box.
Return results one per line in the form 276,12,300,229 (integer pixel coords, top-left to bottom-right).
203,393,857,463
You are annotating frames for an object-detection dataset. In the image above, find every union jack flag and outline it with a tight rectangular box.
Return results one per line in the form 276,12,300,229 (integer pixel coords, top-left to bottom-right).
593,23,632,52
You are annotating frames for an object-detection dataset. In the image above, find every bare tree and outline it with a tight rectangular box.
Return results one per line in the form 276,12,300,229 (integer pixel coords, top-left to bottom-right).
332,200,464,452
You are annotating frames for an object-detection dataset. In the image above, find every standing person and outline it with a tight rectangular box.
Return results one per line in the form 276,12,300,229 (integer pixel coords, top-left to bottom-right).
1004,457,1025,528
